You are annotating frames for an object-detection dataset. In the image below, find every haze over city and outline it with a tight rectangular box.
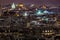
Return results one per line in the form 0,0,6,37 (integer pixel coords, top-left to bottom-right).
0,0,60,6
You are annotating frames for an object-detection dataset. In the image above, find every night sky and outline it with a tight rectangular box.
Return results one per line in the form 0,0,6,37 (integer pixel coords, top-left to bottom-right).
0,0,60,6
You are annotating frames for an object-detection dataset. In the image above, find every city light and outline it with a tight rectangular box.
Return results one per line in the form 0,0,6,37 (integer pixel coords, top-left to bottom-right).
30,4,35,7
42,5,47,9
23,12,28,16
18,4,24,7
43,10,49,14
11,3,16,9
43,10,54,14
36,10,43,15
16,13,19,17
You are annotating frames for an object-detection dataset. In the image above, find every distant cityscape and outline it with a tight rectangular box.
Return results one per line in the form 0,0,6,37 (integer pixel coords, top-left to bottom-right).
0,1,60,40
